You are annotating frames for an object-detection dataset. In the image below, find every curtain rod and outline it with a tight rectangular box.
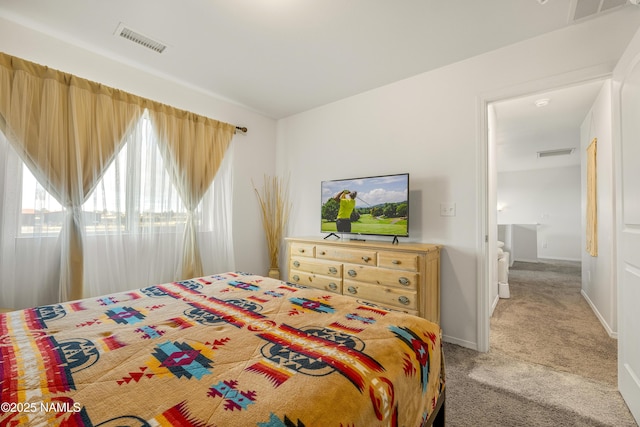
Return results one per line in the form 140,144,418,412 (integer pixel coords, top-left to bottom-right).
235,126,248,134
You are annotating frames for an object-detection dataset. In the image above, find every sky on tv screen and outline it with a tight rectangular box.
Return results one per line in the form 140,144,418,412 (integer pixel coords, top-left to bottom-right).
321,174,408,208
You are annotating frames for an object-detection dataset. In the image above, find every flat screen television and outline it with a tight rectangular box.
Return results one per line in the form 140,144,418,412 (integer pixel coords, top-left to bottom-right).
321,173,409,241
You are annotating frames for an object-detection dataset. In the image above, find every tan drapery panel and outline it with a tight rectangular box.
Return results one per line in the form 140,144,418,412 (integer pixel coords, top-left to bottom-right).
148,106,234,278
0,52,143,301
586,138,598,257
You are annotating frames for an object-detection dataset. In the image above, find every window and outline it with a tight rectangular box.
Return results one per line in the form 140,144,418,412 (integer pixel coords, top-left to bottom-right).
19,113,189,236
20,165,64,236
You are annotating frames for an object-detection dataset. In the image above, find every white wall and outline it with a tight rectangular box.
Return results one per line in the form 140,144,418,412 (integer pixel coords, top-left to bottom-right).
499,223,540,264
277,10,640,349
581,80,617,335
497,166,582,262
0,17,278,276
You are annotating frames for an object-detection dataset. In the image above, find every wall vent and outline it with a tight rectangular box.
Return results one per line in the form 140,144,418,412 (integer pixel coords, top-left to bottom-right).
114,23,167,54
537,148,575,158
570,0,627,22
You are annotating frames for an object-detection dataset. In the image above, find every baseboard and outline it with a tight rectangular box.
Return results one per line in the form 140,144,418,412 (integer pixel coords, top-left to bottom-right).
514,257,581,263
490,293,500,316
442,334,478,351
538,256,582,262
580,290,617,338
513,258,539,263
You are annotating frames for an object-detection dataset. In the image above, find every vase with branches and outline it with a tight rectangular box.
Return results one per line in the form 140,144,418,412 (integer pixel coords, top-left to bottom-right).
253,175,291,279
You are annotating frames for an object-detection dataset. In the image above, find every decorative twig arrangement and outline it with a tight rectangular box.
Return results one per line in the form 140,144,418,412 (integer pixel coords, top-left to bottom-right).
253,175,291,275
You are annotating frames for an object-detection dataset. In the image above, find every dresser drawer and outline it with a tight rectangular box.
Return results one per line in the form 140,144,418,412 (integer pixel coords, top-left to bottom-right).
290,242,315,258
289,270,342,293
343,263,418,290
290,257,341,277
316,245,376,265
378,251,420,271
343,279,418,311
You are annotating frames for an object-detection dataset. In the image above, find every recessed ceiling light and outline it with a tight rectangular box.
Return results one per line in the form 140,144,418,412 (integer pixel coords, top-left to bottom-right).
534,98,550,107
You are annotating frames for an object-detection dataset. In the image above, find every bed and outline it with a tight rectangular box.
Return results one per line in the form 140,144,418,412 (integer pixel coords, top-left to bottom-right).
0,272,445,426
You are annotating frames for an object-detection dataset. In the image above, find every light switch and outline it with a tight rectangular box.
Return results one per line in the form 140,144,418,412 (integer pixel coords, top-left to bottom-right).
440,203,456,217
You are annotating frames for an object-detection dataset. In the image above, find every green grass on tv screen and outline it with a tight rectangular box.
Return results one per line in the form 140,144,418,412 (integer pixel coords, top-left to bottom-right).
321,214,407,235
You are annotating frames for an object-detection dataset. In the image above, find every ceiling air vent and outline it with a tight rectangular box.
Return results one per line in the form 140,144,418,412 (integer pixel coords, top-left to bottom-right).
537,148,575,158
114,23,167,54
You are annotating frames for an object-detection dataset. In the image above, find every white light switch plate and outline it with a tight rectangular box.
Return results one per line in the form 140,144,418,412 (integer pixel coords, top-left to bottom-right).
440,203,456,217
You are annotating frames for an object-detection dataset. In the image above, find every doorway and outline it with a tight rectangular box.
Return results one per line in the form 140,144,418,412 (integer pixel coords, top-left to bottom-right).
480,76,617,352
483,77,621,397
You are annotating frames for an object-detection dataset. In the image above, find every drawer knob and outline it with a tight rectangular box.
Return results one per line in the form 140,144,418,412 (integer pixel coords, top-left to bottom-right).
298,248,305,253
347,286,358,294
398,277,410,286
329,283,338,291
392,260,400,265
329,267,338,274
293,261,300,268
347,269,357,277
292,275,300,282
362,256,371,262
398,296,410,305
319,251,326,255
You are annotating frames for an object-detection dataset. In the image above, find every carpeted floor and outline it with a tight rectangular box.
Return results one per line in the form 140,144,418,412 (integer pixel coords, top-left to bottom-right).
442,260,638,427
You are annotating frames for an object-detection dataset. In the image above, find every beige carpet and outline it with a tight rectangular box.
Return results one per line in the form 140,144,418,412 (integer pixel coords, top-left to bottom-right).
443,260,637,427
491,260,617,386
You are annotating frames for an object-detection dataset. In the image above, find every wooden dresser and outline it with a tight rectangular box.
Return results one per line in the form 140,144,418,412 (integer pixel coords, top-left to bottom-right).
285,237,441,324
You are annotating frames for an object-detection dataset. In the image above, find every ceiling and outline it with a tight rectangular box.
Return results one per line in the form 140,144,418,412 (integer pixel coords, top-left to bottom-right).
494,80,605,172
0,0,634,120
0,0,636,173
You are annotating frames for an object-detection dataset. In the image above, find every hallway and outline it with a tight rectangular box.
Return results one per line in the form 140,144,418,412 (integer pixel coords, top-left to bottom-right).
491,260,616,385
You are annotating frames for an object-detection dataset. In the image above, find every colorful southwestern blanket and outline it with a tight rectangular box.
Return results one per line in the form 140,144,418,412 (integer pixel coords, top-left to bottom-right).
0,272,443,426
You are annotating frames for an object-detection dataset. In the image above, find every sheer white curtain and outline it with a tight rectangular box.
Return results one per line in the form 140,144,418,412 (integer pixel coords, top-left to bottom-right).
81,113,184,297
148,106,235,279
82,113,236,298
199,143,235,274
0,130,61,308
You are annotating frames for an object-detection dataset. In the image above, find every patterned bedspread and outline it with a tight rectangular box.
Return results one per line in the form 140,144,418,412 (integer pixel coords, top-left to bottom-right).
0,272,443,427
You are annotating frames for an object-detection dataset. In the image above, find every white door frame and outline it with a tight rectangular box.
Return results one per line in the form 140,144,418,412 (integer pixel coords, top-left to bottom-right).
476,65,613,352
614,48,640,424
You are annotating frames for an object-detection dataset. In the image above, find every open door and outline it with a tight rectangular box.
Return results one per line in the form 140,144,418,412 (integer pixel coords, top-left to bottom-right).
616,33,640,424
